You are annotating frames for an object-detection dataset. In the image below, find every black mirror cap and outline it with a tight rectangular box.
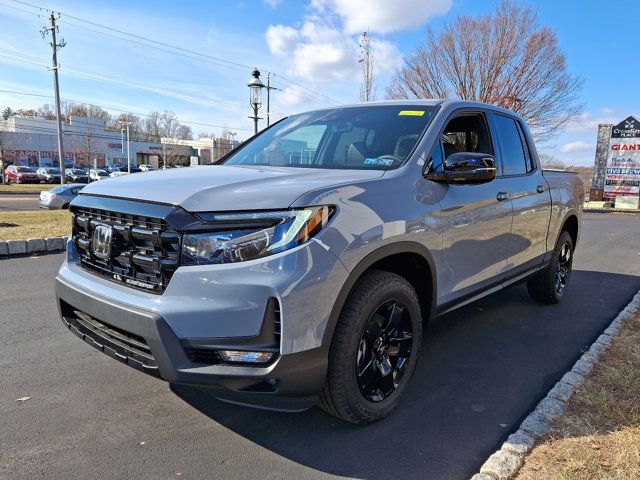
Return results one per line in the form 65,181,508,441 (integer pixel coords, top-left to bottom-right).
426,152,497,184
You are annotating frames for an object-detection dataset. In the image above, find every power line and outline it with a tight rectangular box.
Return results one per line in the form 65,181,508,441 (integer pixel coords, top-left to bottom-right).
0,48,246,111
0,88,255,131
5,0,344,104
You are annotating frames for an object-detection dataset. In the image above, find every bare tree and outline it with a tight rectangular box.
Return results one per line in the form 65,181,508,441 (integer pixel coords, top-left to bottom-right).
3,107,15,120
143,111,163,141
175,124,193,140
358,31,376,102
159,111,180,139
386,1,583,142
113,113,143,139
539,153,566,170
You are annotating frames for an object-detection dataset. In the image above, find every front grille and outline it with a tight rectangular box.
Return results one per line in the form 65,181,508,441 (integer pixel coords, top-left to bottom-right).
71,206,180,293
60,302,160,378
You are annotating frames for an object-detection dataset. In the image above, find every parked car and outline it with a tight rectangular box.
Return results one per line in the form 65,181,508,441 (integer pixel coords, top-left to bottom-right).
65,168,89,183
56,100,583,425
139,164,155,172
38,183,84,209
88,169,109,182
105,165,121,174
3,165,38,184
35,167,62,184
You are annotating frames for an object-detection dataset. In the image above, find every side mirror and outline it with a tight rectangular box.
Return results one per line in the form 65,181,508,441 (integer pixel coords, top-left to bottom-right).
426,152,497,184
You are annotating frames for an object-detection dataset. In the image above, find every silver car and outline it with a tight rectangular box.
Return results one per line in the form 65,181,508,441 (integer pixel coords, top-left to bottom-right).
56,100,583,424
35,167,62,184
38,184,84,209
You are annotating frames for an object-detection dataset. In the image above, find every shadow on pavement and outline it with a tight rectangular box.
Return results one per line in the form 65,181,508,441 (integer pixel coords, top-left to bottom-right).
171,269,640,480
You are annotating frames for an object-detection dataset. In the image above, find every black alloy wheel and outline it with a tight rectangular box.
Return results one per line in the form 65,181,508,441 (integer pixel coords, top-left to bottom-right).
527,230,574,304
555,240,572,296
356,300,414,402
318,270,423,425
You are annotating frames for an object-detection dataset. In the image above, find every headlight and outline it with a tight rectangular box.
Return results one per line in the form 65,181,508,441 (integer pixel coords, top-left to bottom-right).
181,206,334,265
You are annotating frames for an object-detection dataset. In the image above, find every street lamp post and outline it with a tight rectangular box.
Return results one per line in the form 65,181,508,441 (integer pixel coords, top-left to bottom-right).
120,121,132,173
247,69,264,135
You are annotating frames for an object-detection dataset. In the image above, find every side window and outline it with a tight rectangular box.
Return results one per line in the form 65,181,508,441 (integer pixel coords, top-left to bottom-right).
493,115,528,176
441,113,493,160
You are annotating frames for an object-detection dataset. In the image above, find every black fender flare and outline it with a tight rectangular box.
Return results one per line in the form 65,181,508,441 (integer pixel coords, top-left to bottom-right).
320,241,438,352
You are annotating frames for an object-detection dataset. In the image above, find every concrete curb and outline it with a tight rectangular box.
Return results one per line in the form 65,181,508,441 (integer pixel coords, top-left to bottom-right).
583,208,640,214
471,289,640,480
0,236,67,257
0,191,40,195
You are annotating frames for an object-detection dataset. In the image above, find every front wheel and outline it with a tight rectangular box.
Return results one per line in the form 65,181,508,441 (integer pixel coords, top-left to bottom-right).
527,230,574,304
318,270,423,425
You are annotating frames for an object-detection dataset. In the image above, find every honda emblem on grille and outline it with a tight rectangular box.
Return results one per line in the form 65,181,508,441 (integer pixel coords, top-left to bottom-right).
91,224,113,259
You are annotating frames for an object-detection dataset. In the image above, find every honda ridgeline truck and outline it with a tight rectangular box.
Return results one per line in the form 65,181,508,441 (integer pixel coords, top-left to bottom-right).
56,100,583,424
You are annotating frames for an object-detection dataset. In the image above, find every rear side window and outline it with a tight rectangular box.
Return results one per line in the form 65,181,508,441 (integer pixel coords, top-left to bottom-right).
493,115,528,176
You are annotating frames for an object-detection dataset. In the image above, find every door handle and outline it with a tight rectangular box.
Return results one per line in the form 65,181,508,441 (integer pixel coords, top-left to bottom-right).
536,185,546,193
496,191,510,201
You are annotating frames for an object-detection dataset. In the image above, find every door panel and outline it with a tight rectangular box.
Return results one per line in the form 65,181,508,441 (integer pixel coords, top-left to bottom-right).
488,113,552,270
433,111,513,305
438,179,513,304
505,173,551,269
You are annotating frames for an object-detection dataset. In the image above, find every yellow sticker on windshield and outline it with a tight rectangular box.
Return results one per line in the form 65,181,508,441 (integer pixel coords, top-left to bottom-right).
398,110,425,116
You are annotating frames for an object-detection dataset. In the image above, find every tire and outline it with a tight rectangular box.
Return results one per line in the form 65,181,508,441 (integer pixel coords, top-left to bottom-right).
527,230,574,304
318,270,423,425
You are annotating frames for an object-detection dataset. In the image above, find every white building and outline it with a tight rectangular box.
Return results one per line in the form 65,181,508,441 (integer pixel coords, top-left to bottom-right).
0,116,238,169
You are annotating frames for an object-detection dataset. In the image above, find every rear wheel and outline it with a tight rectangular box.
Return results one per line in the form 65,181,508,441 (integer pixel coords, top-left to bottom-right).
318,270,423,425
527,230,574,304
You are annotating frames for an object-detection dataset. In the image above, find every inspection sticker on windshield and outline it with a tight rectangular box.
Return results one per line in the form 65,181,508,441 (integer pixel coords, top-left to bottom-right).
364,157,394,166
398,110,425,116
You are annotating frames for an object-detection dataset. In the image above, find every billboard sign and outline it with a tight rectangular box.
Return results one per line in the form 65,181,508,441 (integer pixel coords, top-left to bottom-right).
604,116,640,199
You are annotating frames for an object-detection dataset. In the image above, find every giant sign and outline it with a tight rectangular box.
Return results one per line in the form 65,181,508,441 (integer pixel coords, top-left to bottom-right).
604,116,640,199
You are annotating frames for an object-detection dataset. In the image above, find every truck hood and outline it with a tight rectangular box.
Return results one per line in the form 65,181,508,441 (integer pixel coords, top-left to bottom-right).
78,165,385,212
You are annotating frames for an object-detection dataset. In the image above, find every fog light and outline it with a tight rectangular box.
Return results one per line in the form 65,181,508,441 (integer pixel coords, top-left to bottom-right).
219,350,274,364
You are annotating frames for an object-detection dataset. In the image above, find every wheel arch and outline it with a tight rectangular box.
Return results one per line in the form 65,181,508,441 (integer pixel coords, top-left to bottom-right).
560,212,579,248
322,242,437,351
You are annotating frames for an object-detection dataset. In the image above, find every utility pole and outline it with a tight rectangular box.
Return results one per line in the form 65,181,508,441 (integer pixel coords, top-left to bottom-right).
266,73,278,127
41,13,66,184
358,30,376,103
126,123,131,173
120,120,131,173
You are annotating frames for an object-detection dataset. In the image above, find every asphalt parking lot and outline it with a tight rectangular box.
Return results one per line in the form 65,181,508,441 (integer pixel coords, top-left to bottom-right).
1,213,639,480
0,194,40,211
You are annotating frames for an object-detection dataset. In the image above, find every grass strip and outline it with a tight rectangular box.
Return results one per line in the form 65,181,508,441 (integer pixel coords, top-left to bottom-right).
0,210,71,241
516,312,640,480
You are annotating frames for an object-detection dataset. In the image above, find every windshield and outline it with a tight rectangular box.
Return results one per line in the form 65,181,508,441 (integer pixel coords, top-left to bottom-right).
223,105,437,170
46,168,60,174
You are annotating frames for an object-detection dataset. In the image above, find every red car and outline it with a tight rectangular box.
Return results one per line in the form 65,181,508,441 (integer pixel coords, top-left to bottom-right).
3,165,39,184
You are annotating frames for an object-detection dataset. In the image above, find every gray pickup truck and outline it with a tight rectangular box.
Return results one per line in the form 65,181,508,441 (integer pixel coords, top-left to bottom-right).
55,100,583,424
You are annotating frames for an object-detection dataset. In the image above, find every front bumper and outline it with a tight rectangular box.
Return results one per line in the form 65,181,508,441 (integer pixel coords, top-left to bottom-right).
55,237,349,410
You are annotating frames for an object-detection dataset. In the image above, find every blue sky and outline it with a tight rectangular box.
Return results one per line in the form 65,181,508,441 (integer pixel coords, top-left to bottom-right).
1,0,639,165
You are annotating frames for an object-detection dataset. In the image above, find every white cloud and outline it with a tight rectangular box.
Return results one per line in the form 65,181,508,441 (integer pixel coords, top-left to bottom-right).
265,0,411,83
266,25,300,56
565,110,620,133
277,86,308,107
311,0,451,34
560,141,594,153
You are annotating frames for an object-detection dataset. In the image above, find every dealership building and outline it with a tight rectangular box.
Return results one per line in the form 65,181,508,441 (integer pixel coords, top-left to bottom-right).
0,116,238,169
